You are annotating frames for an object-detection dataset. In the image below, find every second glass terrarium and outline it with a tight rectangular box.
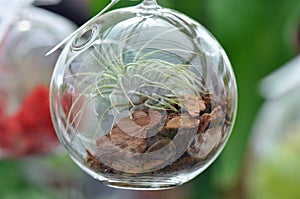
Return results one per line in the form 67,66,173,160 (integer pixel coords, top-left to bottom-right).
0,0,76,157
50,0,238,190
246,55,300,199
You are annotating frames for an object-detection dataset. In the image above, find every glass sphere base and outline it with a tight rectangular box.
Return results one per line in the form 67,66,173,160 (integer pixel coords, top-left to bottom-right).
71,154,207,190
103,177,182,190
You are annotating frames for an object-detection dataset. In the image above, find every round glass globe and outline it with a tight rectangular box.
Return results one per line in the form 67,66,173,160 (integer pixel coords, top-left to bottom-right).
50,1,237,190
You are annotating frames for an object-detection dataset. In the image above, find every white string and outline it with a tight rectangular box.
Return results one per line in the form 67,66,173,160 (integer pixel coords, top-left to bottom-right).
45,0,121,56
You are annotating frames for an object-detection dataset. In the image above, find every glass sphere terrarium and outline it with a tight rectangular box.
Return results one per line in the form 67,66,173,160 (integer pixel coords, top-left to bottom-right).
50,0,238,190
0,0,76,158
246,55,300,199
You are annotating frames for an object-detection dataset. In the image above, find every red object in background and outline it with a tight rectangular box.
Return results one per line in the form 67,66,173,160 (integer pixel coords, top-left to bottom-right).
0,85,58,157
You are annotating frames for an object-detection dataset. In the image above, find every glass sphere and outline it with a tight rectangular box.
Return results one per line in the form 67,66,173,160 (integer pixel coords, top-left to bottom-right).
50,1,237,190
0,5,76,157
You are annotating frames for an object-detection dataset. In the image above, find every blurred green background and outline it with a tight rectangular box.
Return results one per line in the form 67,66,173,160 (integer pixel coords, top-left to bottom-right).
1,0,300,198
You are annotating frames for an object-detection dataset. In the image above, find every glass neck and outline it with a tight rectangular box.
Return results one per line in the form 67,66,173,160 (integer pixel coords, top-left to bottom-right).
142,0,157,5
139,0,159,10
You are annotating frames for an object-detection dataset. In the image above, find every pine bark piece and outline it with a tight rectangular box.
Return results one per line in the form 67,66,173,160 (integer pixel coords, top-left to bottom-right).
181,94,206,117
165,115,199,129
160,127,177,139
187,127,222,159
110,126,147,153
146,138,171,152
118,116,147,138
132,110,150,126
96,126,147,154
148,110,164,129
198,113,212,133
85,149,101,171
197,105,226,133
202,94,212,113
118,110,163,138
210,105,226,126
94,128,147,173
85,149,113,173
95,134,126,168
143,139,177,171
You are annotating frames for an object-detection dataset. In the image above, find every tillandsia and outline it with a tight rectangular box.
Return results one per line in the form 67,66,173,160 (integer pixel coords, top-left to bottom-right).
96,57,205,116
